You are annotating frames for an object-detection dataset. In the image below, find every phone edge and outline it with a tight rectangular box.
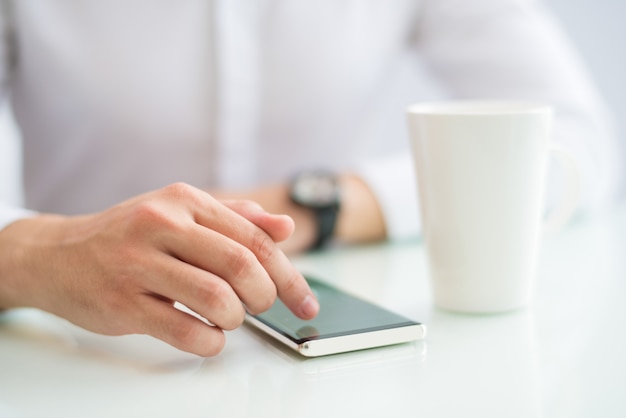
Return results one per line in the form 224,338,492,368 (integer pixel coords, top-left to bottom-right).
245,314,426,358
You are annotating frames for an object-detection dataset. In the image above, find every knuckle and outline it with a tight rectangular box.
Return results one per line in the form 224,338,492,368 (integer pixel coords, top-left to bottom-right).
246,286,277,315
168,316,226,357
128,200,171,229
262,286,278,310
249,231,275,265
163,182,195,199
124,200,186,241
201,280,231,310
142,303,227,357
200,280,245,330
161,182,205,207
227,245,257,282
278,270,300,299
220,306,246,331
170,318,202,347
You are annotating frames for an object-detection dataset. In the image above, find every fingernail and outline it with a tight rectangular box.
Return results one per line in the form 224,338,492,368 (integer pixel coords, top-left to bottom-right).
299,294,319,319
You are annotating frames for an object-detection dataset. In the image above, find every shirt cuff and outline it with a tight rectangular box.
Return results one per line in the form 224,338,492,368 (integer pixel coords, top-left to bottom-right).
0,203,38,231
354,154,421,241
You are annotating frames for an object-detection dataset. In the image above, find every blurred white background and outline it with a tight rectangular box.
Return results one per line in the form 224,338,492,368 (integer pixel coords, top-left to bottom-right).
1,0,625,207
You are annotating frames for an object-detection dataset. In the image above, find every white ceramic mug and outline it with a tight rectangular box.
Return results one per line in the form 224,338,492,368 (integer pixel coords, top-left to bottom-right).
407,100,579,313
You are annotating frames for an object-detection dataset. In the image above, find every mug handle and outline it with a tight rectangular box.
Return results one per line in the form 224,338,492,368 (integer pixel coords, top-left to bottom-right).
542,144,581,236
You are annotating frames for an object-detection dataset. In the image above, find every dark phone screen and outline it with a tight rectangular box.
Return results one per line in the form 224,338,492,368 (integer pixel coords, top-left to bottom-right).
252,276,419,344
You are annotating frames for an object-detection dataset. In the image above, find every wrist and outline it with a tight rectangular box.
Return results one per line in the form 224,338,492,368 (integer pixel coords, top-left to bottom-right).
289,171,341,250
334,174,387,244
0,214,72,310
0,217,36,309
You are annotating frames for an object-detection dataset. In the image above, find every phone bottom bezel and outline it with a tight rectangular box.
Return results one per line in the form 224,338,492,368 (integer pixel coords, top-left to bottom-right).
246,315,427,357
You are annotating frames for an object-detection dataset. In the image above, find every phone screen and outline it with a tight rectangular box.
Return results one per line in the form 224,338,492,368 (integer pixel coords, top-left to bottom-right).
252,276,419,344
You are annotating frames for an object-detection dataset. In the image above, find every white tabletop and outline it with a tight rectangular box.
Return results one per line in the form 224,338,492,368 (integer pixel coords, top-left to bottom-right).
1,204,625,418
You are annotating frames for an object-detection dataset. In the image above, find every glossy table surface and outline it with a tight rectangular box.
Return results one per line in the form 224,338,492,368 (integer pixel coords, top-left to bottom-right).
1,204,625,418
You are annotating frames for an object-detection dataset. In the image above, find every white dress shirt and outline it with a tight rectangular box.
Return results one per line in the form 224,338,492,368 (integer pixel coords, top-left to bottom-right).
0,0,622,240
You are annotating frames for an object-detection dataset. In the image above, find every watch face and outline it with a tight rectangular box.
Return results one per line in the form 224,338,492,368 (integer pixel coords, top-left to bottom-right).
292,172,339,208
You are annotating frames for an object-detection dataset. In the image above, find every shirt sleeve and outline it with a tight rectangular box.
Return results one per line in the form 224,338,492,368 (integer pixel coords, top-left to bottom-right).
0,203,37,230
0,4,37,231
413,0,623,214
355,154,421,241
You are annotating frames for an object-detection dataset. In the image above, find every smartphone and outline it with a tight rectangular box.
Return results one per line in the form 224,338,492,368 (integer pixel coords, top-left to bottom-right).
245,276,426,357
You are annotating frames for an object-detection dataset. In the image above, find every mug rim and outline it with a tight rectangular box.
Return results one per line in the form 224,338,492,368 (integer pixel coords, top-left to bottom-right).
406,100,552,115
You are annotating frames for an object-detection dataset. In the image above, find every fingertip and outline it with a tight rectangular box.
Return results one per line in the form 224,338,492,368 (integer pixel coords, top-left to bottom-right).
143,300,227,357
297,294,320,319
272,213,295,241
253,212,294,243
195,327,226,357
223,199,294,243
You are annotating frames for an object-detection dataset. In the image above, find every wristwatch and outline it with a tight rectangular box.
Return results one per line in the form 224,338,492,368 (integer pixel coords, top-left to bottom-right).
289,171,341,250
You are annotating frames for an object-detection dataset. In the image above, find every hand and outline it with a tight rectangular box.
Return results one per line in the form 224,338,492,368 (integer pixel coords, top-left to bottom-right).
0,183,319,356
212,183,318,254
210,174,387,254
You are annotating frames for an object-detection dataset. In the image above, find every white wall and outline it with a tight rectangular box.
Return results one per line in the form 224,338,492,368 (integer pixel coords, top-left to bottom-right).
1,0,625,205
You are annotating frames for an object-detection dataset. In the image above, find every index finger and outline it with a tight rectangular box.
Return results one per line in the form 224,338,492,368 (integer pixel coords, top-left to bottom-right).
255,241,320,319
193,192,319,319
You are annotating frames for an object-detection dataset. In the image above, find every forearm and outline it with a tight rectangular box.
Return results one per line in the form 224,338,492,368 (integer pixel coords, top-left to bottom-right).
0,214,70,311
0,204,43,309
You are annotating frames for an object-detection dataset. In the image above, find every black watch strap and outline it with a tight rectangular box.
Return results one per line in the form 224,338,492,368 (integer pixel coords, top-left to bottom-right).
311,204,339,250
289,171,341,250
